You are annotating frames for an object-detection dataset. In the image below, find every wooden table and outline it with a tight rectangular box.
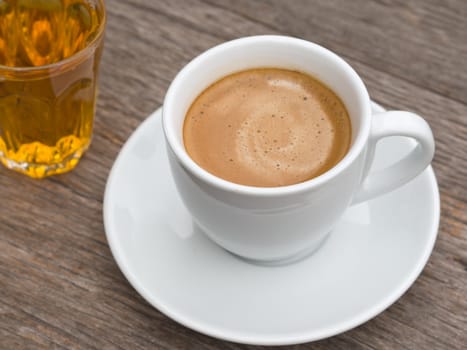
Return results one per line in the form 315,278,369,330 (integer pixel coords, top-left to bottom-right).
2,1,466,348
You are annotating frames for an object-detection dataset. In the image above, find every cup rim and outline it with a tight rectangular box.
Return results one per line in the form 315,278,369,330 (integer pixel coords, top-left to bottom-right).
0,0,106,75
163,35,371,197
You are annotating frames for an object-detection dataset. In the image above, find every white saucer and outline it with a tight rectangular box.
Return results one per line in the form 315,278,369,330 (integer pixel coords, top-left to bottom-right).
103,102,439,345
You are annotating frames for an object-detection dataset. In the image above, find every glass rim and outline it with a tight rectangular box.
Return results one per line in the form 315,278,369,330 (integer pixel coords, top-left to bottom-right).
0,0,106,74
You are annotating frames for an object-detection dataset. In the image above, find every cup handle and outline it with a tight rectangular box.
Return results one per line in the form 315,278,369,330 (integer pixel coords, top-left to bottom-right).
352,111,435,204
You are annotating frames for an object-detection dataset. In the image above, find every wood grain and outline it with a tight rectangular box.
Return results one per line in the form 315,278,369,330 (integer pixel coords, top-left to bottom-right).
1,0,466,349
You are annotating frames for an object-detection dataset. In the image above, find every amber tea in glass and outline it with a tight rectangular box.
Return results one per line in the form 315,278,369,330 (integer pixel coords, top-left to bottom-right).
0,0,106,178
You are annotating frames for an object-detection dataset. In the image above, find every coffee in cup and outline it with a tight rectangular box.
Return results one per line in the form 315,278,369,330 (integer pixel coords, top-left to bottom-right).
183,68,351,187
163,36,434,263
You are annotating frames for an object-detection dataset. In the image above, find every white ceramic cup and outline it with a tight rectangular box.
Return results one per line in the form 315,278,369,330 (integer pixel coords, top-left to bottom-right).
162,36,435,265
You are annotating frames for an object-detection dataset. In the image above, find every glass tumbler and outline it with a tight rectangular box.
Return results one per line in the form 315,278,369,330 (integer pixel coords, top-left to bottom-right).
0,0,106,178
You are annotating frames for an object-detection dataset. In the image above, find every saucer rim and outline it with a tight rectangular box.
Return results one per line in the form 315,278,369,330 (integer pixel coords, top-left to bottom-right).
103,102,440,345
